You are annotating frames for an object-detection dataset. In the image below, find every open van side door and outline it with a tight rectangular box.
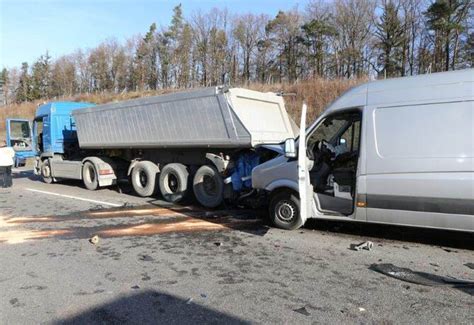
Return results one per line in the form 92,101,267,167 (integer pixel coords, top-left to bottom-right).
6,118,36,167
298,103,314,223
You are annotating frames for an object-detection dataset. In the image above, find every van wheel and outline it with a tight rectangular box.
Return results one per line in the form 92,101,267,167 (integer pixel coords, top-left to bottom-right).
83,161,99,190
269,190,303,230
41,159,53,184
193,165,224,208
159,163,189,203
131,161,157,197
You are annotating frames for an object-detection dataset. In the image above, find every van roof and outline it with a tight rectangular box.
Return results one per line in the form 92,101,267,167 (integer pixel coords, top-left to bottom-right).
325,68,473,113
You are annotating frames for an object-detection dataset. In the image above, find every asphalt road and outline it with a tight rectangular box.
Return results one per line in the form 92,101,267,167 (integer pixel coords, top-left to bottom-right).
0,168,473,324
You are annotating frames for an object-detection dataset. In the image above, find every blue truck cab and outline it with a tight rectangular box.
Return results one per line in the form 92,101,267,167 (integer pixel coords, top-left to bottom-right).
6,102,95,168
33,102,95,157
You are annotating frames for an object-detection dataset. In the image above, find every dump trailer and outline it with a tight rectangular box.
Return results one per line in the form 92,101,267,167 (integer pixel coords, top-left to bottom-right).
23,86,296,208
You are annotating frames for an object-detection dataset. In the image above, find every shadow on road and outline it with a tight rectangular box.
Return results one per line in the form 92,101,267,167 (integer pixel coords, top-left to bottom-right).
305,219,474,249
54,289,249,325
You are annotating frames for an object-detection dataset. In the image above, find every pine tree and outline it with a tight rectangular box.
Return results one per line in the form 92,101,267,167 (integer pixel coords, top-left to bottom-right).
375,1,405,77
425,0,471,71
31,52,52,99
16,62,32,103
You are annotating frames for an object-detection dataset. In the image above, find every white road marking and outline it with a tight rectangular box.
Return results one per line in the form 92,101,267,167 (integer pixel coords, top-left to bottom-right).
25,188,122,207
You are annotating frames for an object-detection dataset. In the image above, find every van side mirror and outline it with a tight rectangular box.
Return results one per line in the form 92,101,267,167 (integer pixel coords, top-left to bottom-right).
284,138,296,158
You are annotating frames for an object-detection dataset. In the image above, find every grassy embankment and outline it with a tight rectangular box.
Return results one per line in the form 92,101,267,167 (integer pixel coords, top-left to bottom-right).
0,78,365,141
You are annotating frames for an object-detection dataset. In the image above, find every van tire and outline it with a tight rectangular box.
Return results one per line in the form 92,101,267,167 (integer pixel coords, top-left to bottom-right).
41,159,53,184
131,161,158,197
159,163,189,203
193,165,224,208
82,161,99,190
269,190,303,230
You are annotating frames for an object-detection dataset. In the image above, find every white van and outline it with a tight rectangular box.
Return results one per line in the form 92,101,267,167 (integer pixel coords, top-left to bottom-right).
252,69,473,232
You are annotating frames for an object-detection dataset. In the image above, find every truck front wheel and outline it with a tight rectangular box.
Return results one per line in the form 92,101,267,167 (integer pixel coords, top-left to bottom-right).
269,190,303,230
131,161,157,197
159,163,189,203
193,165,224,208
83,161,99,191
41,159,53,184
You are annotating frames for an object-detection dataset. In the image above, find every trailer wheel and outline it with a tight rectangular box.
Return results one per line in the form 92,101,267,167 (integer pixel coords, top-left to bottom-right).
131,161,157,197
269,190,303,230
159,163,189,203
41,159,53,184
82,161,99,190
193,165,224,208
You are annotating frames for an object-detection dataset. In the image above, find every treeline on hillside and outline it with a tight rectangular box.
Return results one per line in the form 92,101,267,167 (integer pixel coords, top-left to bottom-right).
0,0,472,104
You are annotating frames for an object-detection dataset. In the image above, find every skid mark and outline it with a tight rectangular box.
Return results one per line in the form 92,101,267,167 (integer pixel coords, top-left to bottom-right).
99,218,228,237
0,229,71,244
0,204,264,244
4,207,193,224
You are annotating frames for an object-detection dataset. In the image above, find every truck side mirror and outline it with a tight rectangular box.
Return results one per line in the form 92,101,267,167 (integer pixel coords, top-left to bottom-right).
284,138,296,158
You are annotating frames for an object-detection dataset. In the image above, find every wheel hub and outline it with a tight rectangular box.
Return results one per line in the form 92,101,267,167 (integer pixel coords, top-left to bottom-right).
276,200,296,222
202,175,217,196
168,173,179,193
139,170,147,187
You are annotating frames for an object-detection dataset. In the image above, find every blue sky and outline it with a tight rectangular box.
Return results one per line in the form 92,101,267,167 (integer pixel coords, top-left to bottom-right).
0,0,302,69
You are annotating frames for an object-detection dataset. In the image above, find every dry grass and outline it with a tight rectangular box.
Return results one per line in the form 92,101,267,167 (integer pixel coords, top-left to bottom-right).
0,78,366,140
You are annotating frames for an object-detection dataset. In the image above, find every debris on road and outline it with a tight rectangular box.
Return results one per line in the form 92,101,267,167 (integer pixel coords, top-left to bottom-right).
351,241,374,251
465,263,474,270
358,307,366,312
186,298,193,304
138,254,154,262
293,306,311,316
214,242,222,247
370,263,474,287
89,235,99,245
131,285,140,290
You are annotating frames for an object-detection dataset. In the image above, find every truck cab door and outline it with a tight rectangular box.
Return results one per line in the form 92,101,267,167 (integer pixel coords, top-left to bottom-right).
297,104,315,223
6,118,36,167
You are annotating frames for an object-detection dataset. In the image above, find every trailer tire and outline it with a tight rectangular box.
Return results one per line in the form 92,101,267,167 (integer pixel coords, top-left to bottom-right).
159,163,189,203
41,159,53,184
131,161,157,197
83,161,99,190
193,165,224,208
269,190,303,230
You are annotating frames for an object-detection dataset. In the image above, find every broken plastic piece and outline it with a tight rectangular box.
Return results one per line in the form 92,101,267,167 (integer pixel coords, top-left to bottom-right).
293,306,310,316
89,235,99,245
352,241,373,251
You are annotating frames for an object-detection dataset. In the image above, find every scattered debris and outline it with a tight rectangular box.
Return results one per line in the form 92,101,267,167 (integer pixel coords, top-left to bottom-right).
369,263,474,287
200,293,207,298
186,298,193,304
358,307,366,312
131,285,140,290
442,248,458,253
89,235,99,245
214,242,222,247
465,263,474,270
351,241,374,251
293,306,311,316
429,263,440,267
139,254,154,262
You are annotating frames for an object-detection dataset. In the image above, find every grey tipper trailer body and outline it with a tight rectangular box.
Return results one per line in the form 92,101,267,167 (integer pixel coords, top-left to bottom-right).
35,86,296,208
73,87,253,149
253,69,473,232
